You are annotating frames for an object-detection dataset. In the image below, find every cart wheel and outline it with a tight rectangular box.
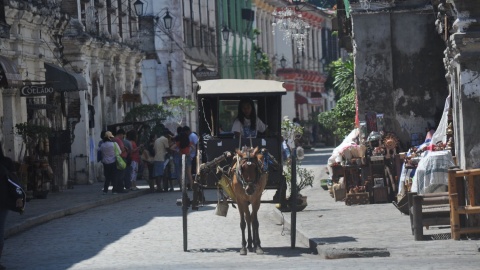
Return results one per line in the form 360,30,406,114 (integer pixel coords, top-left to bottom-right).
182,154,188,251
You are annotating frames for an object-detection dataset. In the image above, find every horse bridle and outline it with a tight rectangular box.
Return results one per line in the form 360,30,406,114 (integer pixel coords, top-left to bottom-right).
235,151,264,190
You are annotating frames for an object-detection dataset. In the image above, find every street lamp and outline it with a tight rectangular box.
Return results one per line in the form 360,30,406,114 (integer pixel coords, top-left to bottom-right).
320,58,326,72
222,26,230,42
163,9,173,30
280,56,287,68
295,58,301,69
256,49,263,61
133,0,144,17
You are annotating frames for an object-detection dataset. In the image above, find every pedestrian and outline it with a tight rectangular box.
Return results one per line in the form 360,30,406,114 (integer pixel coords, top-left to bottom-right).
153,129,170,192
121,129,133,190
112,129,129,193
100,131,123,194
97,130,106,163
231,98,267,138
141,133,157,192
127,130,143,191
183,126,198,177
173,129,193,190
165,130,177,191
0,147,24,270
292,117,302,147
172,126,183,190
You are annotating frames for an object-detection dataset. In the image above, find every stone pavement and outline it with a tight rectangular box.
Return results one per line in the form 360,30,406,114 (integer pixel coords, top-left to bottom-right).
5,171,480,260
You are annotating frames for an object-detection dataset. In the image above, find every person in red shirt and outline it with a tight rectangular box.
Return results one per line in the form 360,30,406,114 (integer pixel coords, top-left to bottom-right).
127,130,143,191
172,130,193,190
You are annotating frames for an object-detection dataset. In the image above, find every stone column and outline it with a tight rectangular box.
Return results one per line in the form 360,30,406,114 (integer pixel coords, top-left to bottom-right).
1,88,22,162
445,1,480,169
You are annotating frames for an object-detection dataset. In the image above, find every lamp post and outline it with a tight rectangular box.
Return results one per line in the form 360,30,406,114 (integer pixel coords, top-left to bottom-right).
133,0,144,17
222,26,230,43
163,9,173,30
321,58,327,73
280,55,287,69
256,49,263,61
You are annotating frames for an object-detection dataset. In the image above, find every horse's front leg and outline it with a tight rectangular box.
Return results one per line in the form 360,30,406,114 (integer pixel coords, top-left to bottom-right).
238,207,247,255
252,206,264,254
245,210,253,251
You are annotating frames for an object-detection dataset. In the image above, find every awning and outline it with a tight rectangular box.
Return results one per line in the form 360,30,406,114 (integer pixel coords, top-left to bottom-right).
198,79,286,96
295,92,309,104
45,63,88,92
296,92,323,106
0,55,22,88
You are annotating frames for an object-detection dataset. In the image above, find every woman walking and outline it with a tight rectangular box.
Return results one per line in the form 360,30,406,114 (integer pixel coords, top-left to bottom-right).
99,131,122,194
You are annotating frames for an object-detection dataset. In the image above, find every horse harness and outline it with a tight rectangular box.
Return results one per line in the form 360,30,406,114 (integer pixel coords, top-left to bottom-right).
233,150,267,190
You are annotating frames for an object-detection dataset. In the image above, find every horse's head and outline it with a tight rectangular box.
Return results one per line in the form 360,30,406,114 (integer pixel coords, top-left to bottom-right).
235,147,264,196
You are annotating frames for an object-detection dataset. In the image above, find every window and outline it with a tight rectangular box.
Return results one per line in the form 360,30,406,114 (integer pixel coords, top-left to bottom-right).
117,0,123,38
218,99,258,134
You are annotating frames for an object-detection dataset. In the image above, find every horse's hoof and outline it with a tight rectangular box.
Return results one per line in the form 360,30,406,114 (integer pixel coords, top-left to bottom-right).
256,247,264,255
240,247,247,255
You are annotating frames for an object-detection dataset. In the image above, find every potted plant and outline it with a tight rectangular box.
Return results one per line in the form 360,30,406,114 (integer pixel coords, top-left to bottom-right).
282,162,314,211
277,116,313,211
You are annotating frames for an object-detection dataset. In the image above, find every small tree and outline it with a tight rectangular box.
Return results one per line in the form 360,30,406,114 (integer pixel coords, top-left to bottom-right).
281,116,303,150
165,97,196,126
124,104,171,141
281,116,313,195
13,122,52,159
318,55,356,142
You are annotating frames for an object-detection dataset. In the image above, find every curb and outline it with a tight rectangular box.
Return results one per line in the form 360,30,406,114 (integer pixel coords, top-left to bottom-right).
5,189,150,238
271,208,391,259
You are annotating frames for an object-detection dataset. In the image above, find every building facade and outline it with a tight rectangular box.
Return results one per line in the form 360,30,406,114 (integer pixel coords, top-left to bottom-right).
253,0,339,123
0,0,144,189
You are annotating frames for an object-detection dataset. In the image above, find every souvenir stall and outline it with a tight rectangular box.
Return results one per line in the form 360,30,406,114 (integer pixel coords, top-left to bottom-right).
393,96,455,214
326,112,403,205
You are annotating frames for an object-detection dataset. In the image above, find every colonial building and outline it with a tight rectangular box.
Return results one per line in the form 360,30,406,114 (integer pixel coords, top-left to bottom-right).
0,0,143,191
254,0,339,124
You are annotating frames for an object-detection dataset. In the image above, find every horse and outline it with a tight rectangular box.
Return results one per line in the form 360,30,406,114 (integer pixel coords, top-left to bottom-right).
231,146,268,255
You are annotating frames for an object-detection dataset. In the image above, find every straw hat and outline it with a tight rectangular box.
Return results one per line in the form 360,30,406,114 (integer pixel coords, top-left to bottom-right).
104,131,114,139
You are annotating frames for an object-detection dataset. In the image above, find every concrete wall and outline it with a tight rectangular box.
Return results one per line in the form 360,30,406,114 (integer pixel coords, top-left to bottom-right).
352,11,448,148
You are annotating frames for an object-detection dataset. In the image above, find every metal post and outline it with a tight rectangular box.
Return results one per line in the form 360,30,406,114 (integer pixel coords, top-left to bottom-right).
290,146,297,248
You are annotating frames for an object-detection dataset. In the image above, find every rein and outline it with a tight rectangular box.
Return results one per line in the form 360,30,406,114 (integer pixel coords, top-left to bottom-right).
234,149,265,191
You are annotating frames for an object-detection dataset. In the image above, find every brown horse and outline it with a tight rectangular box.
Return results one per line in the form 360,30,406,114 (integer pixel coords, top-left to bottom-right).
231,147,267,255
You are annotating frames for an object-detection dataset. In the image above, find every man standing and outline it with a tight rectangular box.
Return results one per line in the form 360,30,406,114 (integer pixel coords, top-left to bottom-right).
153,129,170,192
183,126,198,178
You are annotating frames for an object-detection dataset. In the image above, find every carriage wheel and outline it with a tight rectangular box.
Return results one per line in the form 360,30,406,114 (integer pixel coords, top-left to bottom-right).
181,154,188,251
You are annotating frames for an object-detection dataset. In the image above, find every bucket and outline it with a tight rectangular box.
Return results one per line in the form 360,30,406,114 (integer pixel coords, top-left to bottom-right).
218,175,236,201
215,200,229,217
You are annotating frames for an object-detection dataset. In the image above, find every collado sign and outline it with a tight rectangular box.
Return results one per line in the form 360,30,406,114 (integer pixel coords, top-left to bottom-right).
20,84,55,97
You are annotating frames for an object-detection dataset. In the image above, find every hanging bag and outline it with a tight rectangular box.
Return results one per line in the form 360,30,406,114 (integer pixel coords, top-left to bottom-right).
115,144,126,170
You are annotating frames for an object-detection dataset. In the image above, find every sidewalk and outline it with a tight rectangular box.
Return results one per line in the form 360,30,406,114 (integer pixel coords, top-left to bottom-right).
271,167,480,259
5,181,151,238
5,173,480,260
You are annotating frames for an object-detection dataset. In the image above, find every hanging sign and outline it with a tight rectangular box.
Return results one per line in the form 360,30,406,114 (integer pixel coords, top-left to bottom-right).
20,84,55,97
192,64,219,81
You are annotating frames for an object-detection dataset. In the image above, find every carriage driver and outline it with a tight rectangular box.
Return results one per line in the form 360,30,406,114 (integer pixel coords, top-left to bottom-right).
232,98,267,138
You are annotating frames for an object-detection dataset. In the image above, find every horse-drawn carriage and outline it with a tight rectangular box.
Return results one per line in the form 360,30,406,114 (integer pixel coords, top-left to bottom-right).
178,79,297,253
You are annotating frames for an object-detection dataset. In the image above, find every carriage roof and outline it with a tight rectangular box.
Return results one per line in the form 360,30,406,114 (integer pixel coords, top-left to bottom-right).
197,79,286,96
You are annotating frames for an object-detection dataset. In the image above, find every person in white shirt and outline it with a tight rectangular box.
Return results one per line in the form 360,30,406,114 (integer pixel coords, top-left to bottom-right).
231,98,267,138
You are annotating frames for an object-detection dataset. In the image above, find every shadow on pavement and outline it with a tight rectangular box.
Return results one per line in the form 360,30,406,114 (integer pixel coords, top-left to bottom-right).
187,246,315,257
311,236,357,245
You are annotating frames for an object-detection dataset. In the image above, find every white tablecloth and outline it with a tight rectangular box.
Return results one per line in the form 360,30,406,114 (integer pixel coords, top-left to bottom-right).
411,150,454,194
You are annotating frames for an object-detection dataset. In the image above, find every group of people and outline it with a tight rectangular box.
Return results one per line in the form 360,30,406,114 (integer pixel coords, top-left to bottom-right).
98,128,143,194
98,125,199,194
